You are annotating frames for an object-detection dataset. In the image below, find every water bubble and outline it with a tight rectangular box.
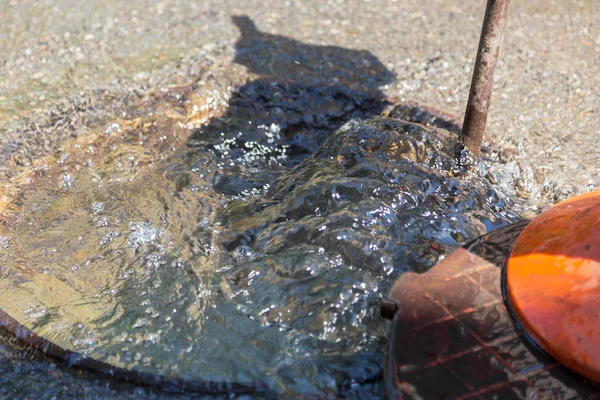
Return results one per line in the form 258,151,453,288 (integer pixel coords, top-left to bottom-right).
102,230,121,245
24,304,47,319
0,236,11,249
105,123,122,136
58,172,75,189
92,202,105,214
127,222,162,251
132,318,150,329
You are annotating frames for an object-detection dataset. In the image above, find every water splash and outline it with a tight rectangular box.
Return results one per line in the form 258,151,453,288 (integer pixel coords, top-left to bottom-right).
0,89,528,398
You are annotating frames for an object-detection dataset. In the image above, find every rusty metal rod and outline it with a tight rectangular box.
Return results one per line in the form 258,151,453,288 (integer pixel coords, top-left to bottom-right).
461,0,511,155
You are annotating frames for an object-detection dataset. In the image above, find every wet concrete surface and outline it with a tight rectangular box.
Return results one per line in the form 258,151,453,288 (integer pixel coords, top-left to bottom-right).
0,0,598,398
1,0,598,210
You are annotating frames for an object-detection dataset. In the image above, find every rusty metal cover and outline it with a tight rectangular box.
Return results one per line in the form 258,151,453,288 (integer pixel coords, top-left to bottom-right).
506,190,600,385
385,220,600,399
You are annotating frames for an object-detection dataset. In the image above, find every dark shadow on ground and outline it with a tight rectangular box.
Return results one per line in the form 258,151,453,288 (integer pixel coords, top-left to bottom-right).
186,16,395,196
186,16,463,197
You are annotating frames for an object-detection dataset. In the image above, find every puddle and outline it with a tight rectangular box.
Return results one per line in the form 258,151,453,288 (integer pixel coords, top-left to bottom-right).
0,16,526,398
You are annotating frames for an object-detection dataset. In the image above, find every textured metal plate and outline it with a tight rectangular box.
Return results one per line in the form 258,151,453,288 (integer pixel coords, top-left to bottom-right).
385,220,600,399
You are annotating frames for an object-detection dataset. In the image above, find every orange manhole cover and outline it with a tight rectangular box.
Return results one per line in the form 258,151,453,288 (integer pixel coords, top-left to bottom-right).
506,190,600,384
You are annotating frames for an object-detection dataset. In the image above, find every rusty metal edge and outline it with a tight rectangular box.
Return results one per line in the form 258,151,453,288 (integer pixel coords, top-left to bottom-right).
0,308,269,395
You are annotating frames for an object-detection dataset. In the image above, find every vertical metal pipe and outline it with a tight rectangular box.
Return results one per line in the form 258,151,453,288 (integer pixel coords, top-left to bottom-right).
461,0,511,155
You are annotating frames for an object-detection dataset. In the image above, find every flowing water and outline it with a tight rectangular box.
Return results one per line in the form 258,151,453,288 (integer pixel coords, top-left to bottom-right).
0,15,537,399
0,82,523,398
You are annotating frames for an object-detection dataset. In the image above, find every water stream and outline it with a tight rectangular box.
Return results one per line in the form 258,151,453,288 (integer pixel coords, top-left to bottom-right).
0,16,529,399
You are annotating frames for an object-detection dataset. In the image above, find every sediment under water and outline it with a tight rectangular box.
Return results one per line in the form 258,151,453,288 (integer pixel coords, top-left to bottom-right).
0,82,523,398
